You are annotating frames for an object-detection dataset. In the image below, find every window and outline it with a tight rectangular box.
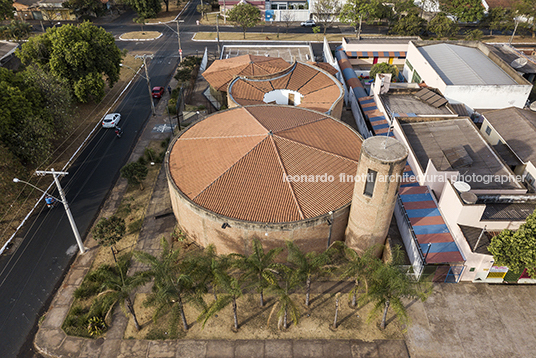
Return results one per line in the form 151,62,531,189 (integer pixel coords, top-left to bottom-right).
364,169,377,197
485,125,491,135
412,71,421,83
271,4,278,9
406,60,413,71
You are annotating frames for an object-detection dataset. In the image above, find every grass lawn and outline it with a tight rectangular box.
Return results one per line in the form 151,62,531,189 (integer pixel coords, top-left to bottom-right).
120,31,161,40
145,3,186,23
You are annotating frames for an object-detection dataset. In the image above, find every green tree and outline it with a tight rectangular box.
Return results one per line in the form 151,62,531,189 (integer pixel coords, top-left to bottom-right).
120,162,149,190
389,12,426,35
427,12,457,38
133,16,146,32
338,244,380,307
312,0,342,36
0,20,32,43
197,4,211,20
62,0,106,20
489,209,536,277
232,238,283,307
134,238,204,332
198,256,246,331
227,3,260,39
340,0,390,38
440,0,484,23
480,7,513,35
286,241,332,307
92,254,149,330
93,215,126,262
360,247,429,330
124,0,161,18
0,0,14,19
16,21,123,103
267,265,301,330
369,62,399,82
516,0,536,38
464,28,483,40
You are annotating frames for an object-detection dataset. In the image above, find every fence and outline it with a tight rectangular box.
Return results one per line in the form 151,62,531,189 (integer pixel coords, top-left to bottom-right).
394,196,425,280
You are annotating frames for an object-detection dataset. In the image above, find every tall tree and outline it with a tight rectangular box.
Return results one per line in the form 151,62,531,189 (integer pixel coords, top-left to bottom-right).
516,0,536,38
370,62,399,82
427,12,458,38
198,256,246,331
489,209,536,277
197,4,211,20
267,265,301,330
124,0,161,18
286,241,332,307
0,20,32,43
92,254,149,331
92,215,126,263
62,0,107,20
361,247,429,330
389,12,426,35
312,0,342,36
482,7,513,36
134,238,204,332
16,21,123,103
232,238,283,307
338,243,380,307
227,3,260,39
340,0,391,38
0,0,14,19
440,0,485,23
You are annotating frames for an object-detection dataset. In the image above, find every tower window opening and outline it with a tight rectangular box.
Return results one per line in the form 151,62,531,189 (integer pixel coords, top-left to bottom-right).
364,169,377,197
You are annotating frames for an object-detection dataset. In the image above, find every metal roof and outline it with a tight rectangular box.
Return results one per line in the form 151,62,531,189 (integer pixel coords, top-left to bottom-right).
418,43,518,86
481,203,535,221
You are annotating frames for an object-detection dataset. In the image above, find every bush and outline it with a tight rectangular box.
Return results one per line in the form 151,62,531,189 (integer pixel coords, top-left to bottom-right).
464,29,483,41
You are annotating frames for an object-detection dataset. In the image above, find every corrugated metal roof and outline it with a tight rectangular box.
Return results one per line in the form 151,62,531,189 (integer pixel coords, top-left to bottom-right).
169,106,363,223
418,43,518,86
481,203,535,221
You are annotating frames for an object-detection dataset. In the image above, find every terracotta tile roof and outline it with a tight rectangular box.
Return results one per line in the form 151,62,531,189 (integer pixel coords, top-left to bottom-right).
485,0,516,8
203,55,290,92
308,61,339,75
169,106,363,223
228,61,344,115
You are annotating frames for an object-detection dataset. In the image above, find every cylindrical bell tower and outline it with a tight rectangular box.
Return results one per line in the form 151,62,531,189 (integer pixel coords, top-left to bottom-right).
345,136,408,256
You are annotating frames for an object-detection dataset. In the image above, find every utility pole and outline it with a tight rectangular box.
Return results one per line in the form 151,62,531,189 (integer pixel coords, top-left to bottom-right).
216,15,221,56
35,169,85,254
176,19,183,63
135,54,156,115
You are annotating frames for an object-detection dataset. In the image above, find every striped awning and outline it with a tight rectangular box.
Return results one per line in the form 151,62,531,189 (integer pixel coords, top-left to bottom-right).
346,51,406,58
399,186,465,264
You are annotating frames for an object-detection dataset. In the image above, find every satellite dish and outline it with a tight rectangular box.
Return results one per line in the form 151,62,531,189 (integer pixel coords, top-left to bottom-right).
511,57,528,69
530,102,536,112
453,181,471,193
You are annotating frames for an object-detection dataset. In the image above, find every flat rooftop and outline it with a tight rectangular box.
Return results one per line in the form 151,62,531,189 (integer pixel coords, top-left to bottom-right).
344,37,419,44
399,118,523,190
418,43,518,86
221,45,314,63
381,93,454,117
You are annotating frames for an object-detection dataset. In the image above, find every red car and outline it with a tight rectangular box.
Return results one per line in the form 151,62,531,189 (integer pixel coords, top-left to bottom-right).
152,86,164,98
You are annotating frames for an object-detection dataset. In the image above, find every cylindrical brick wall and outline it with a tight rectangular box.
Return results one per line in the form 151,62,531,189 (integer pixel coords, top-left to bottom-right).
345,136,408,257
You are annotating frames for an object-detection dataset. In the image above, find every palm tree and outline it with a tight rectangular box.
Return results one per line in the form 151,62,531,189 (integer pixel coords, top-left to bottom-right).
286,241,333,307
91,254,149,331
188,245,222,301
198,256,246,331
338,243,380,307
134,238,204,332
267,265,301,330
232,238,283,307
362,247,429,329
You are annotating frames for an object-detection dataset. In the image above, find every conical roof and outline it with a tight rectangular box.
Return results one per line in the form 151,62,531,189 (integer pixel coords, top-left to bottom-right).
203,55,290,92
169,106,363,223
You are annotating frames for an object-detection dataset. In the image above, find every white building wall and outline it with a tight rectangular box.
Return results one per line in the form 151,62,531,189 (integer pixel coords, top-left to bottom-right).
442,85,531,110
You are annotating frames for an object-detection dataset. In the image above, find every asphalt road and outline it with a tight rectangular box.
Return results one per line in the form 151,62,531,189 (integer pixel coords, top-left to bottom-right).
0,25,179,358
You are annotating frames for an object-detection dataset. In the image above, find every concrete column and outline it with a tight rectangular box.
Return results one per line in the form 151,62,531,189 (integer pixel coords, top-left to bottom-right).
345,136,408,256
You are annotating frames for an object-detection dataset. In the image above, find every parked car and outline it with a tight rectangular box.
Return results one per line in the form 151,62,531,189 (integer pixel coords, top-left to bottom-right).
152,86,165,98
102,113,121,128
301,19,316,27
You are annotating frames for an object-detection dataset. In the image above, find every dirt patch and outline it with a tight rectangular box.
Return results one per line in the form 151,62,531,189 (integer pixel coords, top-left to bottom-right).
145,3,186,24
124,291,403,341
120,31,161,40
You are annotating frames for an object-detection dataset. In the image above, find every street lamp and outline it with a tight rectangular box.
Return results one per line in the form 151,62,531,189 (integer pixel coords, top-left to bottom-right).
13,173,86,254
120,59,156,116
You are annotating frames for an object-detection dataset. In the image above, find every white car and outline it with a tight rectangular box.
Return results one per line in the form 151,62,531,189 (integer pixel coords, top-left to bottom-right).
301,19,316,27
102,113,121,128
